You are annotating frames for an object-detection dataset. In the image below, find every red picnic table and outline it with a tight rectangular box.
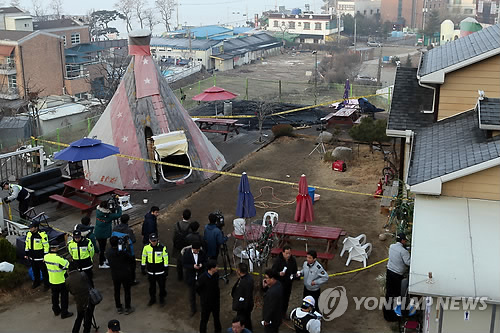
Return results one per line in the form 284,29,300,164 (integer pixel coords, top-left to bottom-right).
233,222,344,253
49,178,121,215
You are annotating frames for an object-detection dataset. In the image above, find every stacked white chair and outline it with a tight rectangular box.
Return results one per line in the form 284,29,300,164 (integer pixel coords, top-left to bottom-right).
262,211,278,227
340,234,367,257
346,243,373,268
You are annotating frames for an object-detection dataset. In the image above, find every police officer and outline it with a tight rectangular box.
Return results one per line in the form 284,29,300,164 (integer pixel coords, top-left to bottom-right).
141,233,168,306
297,250,329,312
1,180,30,219
68,230,95,287
25,220,50,290
44,242,73,319
290,296,321,333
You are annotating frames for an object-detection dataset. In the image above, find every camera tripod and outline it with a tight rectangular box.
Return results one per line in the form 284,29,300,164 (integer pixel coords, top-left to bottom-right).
220,242,233,284
309,119,327,157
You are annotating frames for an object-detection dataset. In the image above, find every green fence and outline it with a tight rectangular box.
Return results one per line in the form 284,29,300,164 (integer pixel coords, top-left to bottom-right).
175,75,390,111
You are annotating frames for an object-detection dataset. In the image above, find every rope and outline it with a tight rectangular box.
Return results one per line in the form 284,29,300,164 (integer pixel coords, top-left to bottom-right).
253,186,296,209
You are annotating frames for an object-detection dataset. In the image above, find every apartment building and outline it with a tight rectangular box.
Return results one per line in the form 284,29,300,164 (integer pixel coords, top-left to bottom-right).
267,13,343,43
33,18,90,49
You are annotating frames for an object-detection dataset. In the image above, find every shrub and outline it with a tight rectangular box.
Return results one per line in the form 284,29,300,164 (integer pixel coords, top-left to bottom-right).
0,264,28,290
0,238,16,264
323,151,335,162
272,124,295,138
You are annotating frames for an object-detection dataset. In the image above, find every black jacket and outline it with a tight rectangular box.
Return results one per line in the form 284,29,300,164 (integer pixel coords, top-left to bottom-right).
263,281,283,331
113,223,136,243
182,249,207,285
185,231,205,248
66,271,90,313
197,270,220,307
231,273,254,312
106,247,135,281
272,252,298,287
141,212,158,244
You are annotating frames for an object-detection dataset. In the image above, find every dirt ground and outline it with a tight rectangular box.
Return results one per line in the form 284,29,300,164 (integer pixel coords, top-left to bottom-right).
0,136,396,333
147,135,394,332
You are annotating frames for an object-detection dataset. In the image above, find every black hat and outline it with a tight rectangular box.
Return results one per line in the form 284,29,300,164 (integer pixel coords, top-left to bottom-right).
107,319,120,332
396,233,408,242
73,230,82,238
29,221,40,228
149,233,158,241
49,241,60,249
0,181,8,187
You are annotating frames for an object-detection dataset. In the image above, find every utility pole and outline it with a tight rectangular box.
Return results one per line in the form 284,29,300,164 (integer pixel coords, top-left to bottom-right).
354,15,357,51
337,14,341,45
176,1,179,29
377,46,383,85
312,50,318,104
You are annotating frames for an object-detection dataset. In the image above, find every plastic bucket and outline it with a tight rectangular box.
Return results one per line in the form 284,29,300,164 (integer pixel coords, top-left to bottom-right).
308,187,315,205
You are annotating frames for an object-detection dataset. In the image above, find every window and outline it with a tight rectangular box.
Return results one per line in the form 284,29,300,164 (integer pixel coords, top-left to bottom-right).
453,0,461,4
66,64,83,78
62,35,66,46
370,9,373,14
289,21,295,29
315,22,322,30
464,8,473,13
304,22,310,30
70,32,80,45
274,20,279,27
364,9,367,14
8,74,16,88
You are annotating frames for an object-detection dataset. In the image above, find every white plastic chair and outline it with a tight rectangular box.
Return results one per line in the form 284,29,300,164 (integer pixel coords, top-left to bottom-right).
346,243,372,267
340,234,367,257
262,211,278,227
233,218,246,236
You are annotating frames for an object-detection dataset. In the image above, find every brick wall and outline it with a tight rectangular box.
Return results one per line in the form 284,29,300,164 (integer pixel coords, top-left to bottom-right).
17,34,65,97
49,27,90,48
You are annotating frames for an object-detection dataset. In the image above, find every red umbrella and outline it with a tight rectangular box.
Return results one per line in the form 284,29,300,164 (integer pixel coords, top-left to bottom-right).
295,174,314,228
192,86,237,102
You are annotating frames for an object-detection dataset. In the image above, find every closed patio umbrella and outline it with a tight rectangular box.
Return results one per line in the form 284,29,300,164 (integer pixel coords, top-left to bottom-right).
294,174,314,229
236,172,256,219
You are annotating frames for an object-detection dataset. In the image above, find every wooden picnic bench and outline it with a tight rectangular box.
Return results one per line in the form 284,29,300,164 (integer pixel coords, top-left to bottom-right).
195,118,240,141
271,247,335,268
49,194,92,214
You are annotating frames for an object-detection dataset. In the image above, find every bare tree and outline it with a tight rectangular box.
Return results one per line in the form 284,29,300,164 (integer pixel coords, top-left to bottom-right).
155,0,175,31
133,0,146,29
114,0,134,32
31,0,46,17
49,0,63,19
256,101,274,143
144,8,159,32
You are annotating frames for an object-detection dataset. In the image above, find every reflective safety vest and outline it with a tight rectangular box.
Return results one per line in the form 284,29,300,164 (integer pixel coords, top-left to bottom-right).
68,238,94,270
44,252,69,285
8,183,29,201
25,231,49,260
291,308,318,333
141,243,168,275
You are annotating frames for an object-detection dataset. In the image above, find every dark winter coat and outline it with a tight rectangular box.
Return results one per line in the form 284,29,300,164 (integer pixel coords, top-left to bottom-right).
106,247,135,282
197,270,220,307
272,252,298,287
185,231,205,248
142,212,158,244
66,270,90,312
95,206,122,240
263,281,283,331
231,273,254,312
203,224,227,257
113,223,136,243
183,249,207,285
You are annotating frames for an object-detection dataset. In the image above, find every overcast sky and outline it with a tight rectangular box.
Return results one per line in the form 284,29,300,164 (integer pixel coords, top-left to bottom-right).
17,0,322,35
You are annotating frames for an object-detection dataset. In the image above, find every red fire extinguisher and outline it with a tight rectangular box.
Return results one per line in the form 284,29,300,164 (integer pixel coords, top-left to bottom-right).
374,179,383,198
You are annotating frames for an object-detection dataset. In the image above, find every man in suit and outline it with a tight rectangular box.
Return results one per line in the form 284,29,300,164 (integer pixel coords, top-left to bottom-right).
231,263,254,332
182,241,207,316
271,245,298,318
197,260,222,333
262,269,283,333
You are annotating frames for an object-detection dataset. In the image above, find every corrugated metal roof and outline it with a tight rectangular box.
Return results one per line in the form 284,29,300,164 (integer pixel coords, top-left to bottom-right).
233,27,253,34
68,43,104,54
0,116,29,129
171,25,233,38
418,24,500,77
407,109,500,185
38,103,87,121
150,37,219,50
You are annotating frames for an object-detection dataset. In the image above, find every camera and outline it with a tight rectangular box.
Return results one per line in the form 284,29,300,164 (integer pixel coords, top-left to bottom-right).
213,210,225,229
117,235,130,252
107,194,120,213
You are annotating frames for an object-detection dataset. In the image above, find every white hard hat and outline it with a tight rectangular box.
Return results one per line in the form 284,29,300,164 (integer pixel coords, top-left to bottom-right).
303,296,315,308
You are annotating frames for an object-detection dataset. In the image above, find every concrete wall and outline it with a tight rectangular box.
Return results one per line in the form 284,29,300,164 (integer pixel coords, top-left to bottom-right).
441,166,500,201
5,17,32,31
438,55,500,120
380,0,425,28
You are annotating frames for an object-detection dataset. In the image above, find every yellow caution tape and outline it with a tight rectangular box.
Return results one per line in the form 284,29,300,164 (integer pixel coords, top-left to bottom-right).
31,136,405,201
194,92,388,119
